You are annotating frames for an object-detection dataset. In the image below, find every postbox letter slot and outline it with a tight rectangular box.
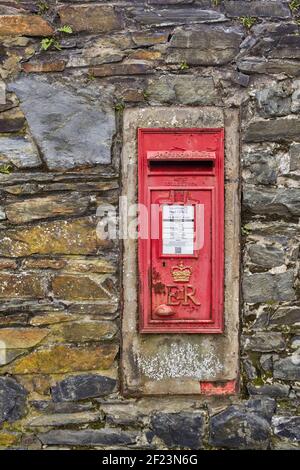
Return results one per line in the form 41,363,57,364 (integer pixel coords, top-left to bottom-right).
147,150,216,162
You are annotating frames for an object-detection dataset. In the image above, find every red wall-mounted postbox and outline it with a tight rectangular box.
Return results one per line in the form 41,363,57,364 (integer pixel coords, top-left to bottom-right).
138,128,224,333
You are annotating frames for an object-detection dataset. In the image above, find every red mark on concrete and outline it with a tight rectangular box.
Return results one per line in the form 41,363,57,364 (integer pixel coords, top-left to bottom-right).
199,379,237,395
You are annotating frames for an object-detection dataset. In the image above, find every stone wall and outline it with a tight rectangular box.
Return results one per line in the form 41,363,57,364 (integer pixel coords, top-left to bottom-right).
0,0,299,450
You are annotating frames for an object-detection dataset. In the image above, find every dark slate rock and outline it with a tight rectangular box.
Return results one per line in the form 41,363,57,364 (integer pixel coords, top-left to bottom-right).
248,383,290,398
252,22,298,38
231,71,250,88
260,354,273,373
51,374,117,402
290,143,300,172
272,416,300,442
246,397,276,423
38,429,138,446
30,400,94,413
269,307,300,327
242,148,279,185
224,1,291,18
8,77,115,171
243,271,295,303
248,245,285,269
0,376,27,424
256,83,291,118
243,186,300,217
209,406,271,450
127,8,227,26
242,332,286,353
270,35,300,59
150,412,204,449
244,118,300,143
167,26,243,65
147,75,217,105
274,354,300,381
0,136,41,169
237,57,300,76
0,113,25,133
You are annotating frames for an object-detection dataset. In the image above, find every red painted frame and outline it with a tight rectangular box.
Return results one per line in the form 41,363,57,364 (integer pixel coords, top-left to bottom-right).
138,128,224,333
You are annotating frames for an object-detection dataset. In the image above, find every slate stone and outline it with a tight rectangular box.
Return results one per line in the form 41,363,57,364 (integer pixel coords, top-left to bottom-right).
167,26,243,65
0,377,27,424
58,5,122,33
0,110,25,133
291,88,300,113
248,383,290,398
231,71,250,88
8,77,115,171
127,8,227,26
256,84,291,118
147,76,217,105
0,15,54,36
242,147,280,185
224,1,291,19
27,411,101,427
150,412,204,449
269,307,300,327
209,406,271,450
38,429,138,446
91,63,151,77
274,353,300,381
243,333,286,353
246,397,276,422
248,245,285,268
259,354,273,373
30,400,94,414
272,416,300,442
243,186,300,217
0,206,6,220
270,35,300,60
6,193,90,224
237,57,300,76
243,271,295,303
52,374,117,402
290,143,300,171
0,136,41,169
244,118,300,143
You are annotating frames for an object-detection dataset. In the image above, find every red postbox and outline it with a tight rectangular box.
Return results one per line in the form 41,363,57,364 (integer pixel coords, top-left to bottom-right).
138,128,224,333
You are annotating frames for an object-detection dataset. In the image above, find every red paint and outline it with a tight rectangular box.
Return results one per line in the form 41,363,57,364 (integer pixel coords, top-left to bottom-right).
138,128,224,333
199,380,237,395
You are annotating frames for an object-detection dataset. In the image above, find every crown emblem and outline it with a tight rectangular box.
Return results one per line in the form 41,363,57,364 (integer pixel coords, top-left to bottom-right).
172,262,192,283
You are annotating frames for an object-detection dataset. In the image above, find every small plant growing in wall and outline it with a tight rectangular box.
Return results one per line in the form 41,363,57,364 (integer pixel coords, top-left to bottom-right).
40,37,61,51
212,0,221,6
57,25,73,34
143,90,151,101
40,25,73,52
114,102,125,112
289,0,300,13
0,164,13,175
179,61,189,71
240,16,257,30
37,0,49,15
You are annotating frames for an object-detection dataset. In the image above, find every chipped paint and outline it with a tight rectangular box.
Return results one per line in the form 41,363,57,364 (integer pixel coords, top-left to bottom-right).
136,342,223,381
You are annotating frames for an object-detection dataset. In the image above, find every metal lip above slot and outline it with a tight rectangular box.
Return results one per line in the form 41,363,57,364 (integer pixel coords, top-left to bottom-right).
147,150,216,161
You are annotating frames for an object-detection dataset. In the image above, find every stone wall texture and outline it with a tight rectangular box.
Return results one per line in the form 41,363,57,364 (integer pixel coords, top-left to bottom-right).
0,0,299,450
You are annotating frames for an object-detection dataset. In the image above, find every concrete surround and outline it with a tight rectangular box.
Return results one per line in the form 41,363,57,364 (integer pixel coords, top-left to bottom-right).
122,107,241,395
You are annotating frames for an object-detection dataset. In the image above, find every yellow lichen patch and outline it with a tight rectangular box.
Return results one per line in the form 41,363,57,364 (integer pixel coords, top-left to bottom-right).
0,432,18,447
47,321,118,344
0,328,49,349
8,344,119,374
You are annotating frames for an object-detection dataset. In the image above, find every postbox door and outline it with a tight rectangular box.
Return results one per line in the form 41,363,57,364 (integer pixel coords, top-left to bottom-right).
150,189,212,323
138,128,224,334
